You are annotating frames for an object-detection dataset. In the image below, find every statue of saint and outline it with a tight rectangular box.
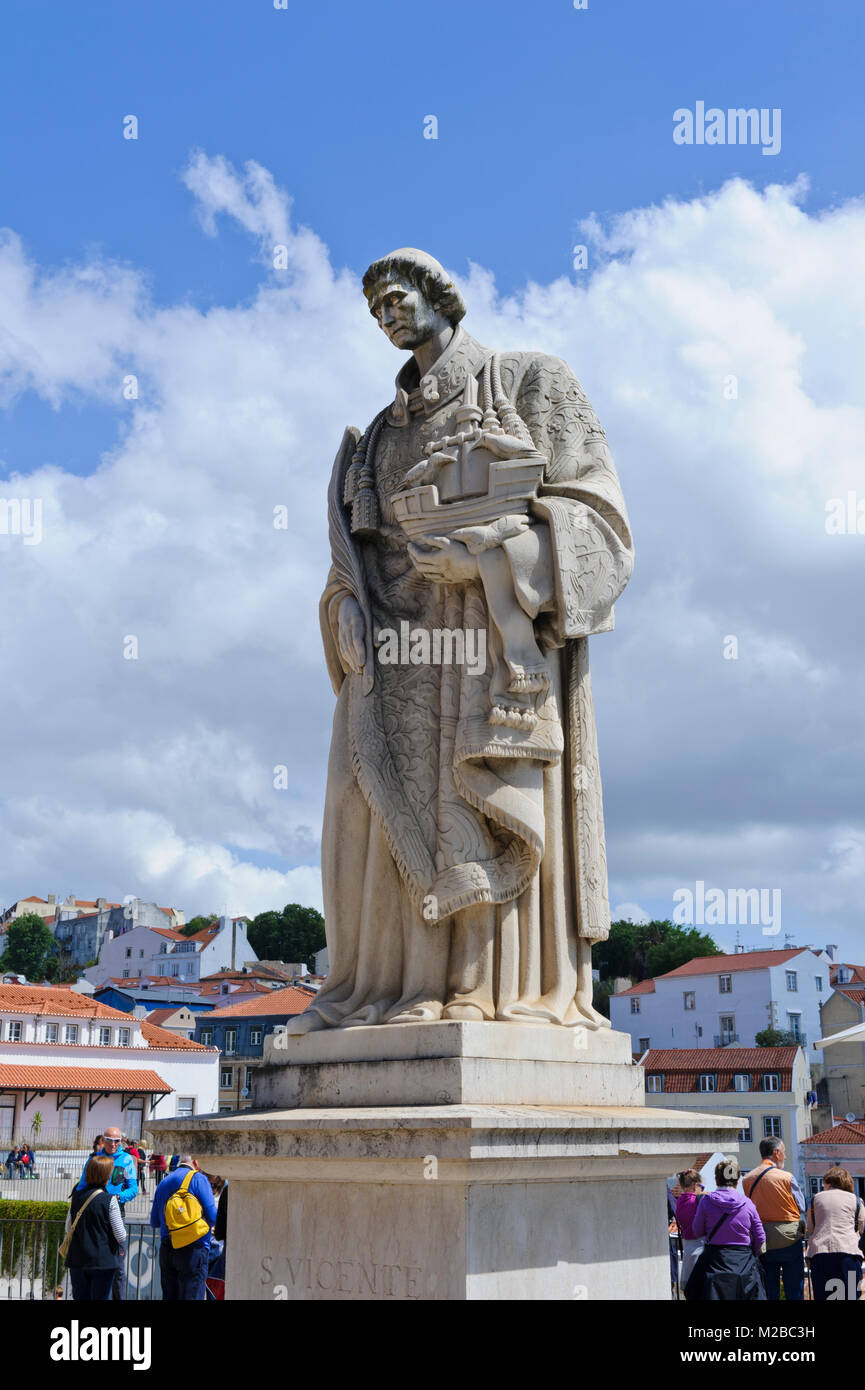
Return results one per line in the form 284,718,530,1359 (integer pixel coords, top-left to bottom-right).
288,248,633,1033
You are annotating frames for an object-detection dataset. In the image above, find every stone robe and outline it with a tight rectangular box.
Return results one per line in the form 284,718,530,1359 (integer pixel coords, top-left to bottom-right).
309,325,633,1027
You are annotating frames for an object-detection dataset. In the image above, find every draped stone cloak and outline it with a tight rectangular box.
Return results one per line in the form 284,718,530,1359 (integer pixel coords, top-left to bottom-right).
309,326,633,1027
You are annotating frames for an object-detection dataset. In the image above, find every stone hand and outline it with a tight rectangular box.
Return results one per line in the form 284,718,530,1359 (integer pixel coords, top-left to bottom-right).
407,535,478,583
337,595,366,672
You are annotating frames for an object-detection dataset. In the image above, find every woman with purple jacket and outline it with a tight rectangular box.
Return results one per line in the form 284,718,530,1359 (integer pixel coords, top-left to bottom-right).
687,1158,767,1300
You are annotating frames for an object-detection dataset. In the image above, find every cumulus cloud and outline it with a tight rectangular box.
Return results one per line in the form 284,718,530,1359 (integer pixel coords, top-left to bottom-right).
0,158,863,950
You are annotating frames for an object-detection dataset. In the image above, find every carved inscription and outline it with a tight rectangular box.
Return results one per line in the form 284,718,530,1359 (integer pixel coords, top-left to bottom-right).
262,1254,424,1300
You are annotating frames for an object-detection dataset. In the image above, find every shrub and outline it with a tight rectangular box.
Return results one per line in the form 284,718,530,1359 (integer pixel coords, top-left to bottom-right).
0,1198,69,1287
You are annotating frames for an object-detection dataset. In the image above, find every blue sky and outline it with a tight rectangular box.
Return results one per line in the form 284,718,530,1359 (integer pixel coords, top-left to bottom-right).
1,1,863,956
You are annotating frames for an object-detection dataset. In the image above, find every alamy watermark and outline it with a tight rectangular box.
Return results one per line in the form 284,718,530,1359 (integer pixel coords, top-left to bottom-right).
673,880,781,936
0,498,42,545
673,102,781,156
376,622,486,677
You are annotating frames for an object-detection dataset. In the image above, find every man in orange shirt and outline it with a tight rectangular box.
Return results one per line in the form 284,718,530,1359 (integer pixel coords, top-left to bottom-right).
743,1138,806,1300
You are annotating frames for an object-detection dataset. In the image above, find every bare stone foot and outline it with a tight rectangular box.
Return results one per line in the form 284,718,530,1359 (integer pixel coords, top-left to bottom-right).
283,1010,327,1036
442,1002,487,1021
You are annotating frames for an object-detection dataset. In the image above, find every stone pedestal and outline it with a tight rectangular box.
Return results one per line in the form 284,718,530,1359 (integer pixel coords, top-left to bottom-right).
150,1022,741,1300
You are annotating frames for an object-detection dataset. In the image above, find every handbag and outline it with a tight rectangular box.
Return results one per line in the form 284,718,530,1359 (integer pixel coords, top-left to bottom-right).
683,1208,731,1301
59,1189,101,1262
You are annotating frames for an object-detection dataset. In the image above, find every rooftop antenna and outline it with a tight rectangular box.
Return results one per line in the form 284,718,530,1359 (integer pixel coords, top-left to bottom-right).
784,933,796,949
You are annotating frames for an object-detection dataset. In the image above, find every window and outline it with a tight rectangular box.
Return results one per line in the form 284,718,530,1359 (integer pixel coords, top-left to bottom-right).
225,1029,237,1055
177,1097,195,1118
733,1073,751,1092
139,950,144,958
60,1096,81,1140
786,971,798,992
170,964,179,977
200,1029,213,1046
98,1027,111,1046
630,997,641,1015
118,1028,130,1046
737,1118,753,1143
125,948,131,959
244,1068,253,1089
762,1073,781,1092
763,1115,782,1140
125,1100,144,1141
699,1074,716,1093
158,964,165,976
719,973,732,994
250,1027,263,1047
646,1075,664,1093
7,1021,22,1041
837,966,851,984
219,1105,232,1114
815,976,823,993
683,991,695,1011
719,1015,736,1042
159,944,168,954
122,969,130,979
45,1023,58,1043
638,1038,650,1053
64,1024,79,1044
787,1014,802,1041
220,1068,233,1088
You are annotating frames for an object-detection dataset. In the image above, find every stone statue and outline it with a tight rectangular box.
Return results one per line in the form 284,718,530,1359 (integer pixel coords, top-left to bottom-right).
287,248,633,1033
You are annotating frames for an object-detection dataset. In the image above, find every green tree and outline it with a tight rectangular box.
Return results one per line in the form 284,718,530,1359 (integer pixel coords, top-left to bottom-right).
0,913,58,981
592,920,719,984
755,1027,786,1047
178,915,218,937
248,904,326,971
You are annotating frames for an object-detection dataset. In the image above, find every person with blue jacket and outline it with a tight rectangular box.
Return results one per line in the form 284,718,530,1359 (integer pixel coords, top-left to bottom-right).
76,1127,137,1299
150,1157,218,1300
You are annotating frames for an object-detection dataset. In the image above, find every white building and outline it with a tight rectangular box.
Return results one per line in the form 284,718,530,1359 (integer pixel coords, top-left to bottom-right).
0,983,219,1144
611,947,832,1053
84,916,257,989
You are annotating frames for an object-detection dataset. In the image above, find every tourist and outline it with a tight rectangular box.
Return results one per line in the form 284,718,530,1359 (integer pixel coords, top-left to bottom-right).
5,1146,20,1180
21,1143,36,1178
136,1146,148,1194
75,1126,138,1300
686,1158,766,1300
806,1166,865,1301
150,1156,218,1301
675,1169,706,1291
91,1135,103,1154
743,1138,806,1301
149,1152,167,1182
64,1154,127,1301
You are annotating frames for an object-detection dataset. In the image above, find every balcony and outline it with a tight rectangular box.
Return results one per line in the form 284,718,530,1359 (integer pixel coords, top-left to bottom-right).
714,1033,739,1047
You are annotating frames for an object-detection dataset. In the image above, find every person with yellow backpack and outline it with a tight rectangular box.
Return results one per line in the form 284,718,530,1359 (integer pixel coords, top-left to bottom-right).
150,1156,218,1300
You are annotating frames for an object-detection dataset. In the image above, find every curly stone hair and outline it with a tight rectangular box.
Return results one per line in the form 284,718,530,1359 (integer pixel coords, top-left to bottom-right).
362,248,466,326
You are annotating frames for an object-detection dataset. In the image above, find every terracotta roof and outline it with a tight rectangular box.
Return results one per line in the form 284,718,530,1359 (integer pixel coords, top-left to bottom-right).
658,949,807,980
139,1021,210,1051
145,1008,189,1027
183,926,221,945
0,1063,171,1093
802,1121,865,1145
204,986,314,1019
0,984,134,1021
615,979,656,997
642,1047,798,1093
21,896,48,904
835,987,865,1005
150,927,189,942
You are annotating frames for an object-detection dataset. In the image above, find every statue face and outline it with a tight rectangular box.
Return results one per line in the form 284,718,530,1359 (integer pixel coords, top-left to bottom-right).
370,278,447,350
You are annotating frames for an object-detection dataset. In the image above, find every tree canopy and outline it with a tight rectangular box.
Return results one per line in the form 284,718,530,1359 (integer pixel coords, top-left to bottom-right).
178,915,218,937
247,904,326,971
0,912,59,981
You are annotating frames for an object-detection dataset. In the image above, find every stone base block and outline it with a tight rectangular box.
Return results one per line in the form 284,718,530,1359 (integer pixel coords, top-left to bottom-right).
150,1102,742,1301
256,1020,643,1108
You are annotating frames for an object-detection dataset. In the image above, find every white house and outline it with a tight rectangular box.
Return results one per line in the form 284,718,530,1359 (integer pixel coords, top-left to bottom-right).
84,916,257,989
611,947,832,1053
0,983,219,1144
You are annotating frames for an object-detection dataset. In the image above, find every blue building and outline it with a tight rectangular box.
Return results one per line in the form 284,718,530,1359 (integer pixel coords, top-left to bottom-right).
193,986,314,1112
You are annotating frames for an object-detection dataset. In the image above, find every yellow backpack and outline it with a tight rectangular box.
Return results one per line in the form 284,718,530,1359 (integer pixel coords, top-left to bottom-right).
164,1168,210,1249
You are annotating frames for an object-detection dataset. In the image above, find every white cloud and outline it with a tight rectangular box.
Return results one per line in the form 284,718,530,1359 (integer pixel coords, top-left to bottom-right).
0,160,863,951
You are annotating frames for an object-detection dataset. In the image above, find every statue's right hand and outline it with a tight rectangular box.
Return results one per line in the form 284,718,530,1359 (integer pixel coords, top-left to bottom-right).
337,596,366,673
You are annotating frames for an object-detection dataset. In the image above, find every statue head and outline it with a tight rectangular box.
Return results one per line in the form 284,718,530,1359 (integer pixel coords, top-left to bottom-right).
363,248,466,351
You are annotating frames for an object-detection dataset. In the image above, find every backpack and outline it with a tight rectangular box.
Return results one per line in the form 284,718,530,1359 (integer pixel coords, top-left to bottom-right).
164,1169,210,1249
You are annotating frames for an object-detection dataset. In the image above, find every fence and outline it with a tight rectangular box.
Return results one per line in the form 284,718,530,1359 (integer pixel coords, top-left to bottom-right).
1,1128,157,1151
0,1218,162,1301
1,1149,154,1219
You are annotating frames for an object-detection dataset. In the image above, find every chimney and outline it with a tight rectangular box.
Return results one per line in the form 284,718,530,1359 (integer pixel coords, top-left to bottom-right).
48,894,56,905
824,944,837,961
97,898,107,910
132,1005,147,1019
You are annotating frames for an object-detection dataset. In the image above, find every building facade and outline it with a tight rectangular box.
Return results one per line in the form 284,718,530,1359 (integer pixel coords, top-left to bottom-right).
612,948,831,1053
801,1120,865,1202
193,986,314,1113
642,1045,814,1188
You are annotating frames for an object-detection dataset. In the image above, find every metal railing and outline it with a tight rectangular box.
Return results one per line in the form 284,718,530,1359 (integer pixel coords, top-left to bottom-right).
1,1149,154,1219
0,1218,162,1301
713,1033,739,1046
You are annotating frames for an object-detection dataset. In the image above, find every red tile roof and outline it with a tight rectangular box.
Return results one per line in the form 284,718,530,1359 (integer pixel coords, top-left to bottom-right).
145,1008,189,1027
150,927,189,942
205,986,314,1019
835,987,865,1005
658,949,807,979
0,1063,171,1093
139,1021,210,1051
615,978,656,997
642,1047,798,1093
802,1121,865,1145
0,984,133,1021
